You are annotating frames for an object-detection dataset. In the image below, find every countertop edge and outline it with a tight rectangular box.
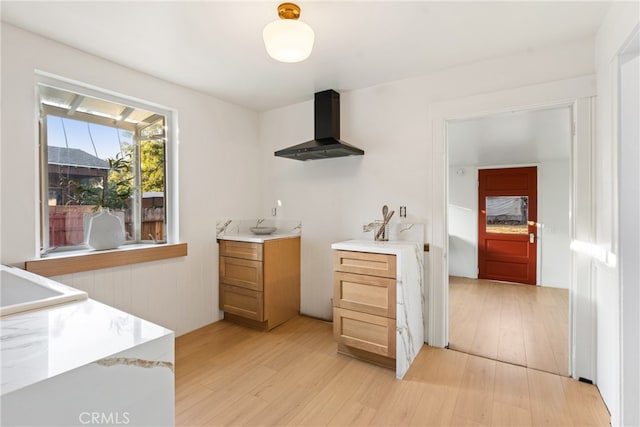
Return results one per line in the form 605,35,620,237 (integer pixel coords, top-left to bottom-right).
1,297,174,396
217,234,301,243
331,239,422,255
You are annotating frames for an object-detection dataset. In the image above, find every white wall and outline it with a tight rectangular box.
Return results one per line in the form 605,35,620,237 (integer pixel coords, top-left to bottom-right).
0,24,262,336
538,160,571,288
447,160,571,289
619,50,639,427
594,3,640,425
448,167,477,278
258,37,595,321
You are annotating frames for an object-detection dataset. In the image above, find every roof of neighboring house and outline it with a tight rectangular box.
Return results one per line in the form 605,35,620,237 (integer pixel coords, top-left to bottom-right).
48,146,109,169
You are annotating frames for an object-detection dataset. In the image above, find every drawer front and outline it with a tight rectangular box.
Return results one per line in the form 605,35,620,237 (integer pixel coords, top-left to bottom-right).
220,256,263,291
333,307,395,358
220,285,264,321
334,272,396,318
333,250,396,279
220,240,263,261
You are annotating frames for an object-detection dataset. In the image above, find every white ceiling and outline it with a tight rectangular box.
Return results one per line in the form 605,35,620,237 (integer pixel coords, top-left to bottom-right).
1,1,614,112
448,107,572,167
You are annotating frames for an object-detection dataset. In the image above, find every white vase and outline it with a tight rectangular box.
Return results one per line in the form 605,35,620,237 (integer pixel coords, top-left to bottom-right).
86,208,125,250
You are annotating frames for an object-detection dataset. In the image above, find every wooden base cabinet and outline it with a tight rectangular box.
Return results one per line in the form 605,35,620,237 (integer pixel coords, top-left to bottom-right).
219,284,263,320
333,307,396,358
219,237,300,330
333,250,397,369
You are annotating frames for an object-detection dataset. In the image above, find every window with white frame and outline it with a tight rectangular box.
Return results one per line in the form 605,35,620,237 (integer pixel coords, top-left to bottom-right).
38,83,174,254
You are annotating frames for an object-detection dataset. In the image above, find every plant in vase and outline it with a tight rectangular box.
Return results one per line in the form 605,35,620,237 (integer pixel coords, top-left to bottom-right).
66,153,134,250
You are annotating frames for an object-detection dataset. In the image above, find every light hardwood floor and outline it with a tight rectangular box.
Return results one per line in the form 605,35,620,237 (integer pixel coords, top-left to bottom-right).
449,276,569,376
175,316,609,426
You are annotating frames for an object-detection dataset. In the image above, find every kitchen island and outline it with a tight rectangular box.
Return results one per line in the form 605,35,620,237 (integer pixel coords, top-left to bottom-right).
1,280,174,427
331,239,424,379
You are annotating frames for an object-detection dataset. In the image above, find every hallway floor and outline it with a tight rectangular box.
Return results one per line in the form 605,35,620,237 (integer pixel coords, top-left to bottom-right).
449,276,569,376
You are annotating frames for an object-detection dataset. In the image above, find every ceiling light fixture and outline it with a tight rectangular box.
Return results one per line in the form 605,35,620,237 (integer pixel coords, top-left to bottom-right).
263,2,314,63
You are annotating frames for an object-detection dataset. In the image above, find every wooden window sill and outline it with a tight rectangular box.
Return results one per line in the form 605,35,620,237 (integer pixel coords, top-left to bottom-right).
24,243,188,277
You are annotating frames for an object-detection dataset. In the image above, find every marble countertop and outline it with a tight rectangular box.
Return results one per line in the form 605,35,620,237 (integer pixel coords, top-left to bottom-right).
331,239,422,254
1,298,173,395
216,218,301,243
217,233,300,244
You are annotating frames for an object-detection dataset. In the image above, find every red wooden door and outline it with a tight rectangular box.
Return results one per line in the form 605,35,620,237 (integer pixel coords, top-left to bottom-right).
478,167,537,285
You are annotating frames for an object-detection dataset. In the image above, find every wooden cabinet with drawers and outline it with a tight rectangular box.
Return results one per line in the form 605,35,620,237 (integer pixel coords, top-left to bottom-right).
219,237,300,330
333,250,397,369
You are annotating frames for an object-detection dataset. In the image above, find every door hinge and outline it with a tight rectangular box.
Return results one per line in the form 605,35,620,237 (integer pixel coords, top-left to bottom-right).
572,120,576,136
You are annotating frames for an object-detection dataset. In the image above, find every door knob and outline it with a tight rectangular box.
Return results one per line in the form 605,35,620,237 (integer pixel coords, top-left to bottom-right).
530,233,535,243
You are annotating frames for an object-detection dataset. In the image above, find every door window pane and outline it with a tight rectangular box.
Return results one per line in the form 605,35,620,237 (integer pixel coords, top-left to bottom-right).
486,196,528,234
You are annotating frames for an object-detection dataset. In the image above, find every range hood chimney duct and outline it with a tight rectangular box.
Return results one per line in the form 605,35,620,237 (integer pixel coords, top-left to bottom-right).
274,90,364,161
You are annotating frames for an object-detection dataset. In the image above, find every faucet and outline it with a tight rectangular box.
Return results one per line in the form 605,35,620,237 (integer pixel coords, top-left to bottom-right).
363,222,376,232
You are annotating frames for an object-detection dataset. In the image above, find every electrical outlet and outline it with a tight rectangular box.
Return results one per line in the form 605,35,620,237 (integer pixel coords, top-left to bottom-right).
400,206,407,218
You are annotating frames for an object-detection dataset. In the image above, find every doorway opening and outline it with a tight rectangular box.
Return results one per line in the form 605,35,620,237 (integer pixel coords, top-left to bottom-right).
447,106,571,376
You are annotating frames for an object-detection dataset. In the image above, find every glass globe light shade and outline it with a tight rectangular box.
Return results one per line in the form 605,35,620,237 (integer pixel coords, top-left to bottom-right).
263,19,315,63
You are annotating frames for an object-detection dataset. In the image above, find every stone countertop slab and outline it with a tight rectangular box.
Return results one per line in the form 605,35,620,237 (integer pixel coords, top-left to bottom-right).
1,296,173,396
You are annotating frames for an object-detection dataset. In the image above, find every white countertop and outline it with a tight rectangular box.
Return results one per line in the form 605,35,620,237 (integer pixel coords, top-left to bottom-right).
217,233,300,243
1,298,173,395
331,239,421,254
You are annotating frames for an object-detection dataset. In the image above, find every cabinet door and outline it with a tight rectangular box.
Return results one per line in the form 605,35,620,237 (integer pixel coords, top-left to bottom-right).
334,251,396,278
263,237,301,327
333,307,395,358
334,272,396,318
220,256,263,291
220,285,264,321
220,240,263,261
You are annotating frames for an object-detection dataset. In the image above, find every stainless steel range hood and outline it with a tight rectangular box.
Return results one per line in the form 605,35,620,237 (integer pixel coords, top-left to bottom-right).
274,90,364,161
